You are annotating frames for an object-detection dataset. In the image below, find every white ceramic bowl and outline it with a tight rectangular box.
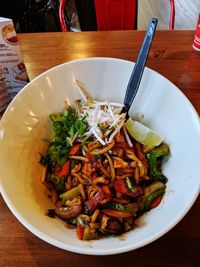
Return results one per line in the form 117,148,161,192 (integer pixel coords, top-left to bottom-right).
0,58,200,255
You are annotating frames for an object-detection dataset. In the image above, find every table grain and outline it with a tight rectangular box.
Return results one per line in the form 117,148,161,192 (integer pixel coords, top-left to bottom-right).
0,30,200,267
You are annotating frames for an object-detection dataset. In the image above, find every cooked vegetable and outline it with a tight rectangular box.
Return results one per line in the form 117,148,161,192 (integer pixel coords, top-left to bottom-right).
77,226,84,240
41,100,170,241
150,195,163,209
144,181,166,196
149,143,169,183
144,189,165,211
69,144,81,155
55,197,82,220
103,202,127,211
60,185,81,202
139,181,166,211
51,175,66,192
83,226,99,240
125,177,136,193
114,179,142,197
56,160,70,177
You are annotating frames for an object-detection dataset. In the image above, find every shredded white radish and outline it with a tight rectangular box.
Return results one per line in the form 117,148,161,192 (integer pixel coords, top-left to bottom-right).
123,124,133,147
107,102,117,124
82,148,86,156
104,128,112,137
93,123,102,136
78,100,128,145
90,127,106,145
70,132,78,145
107,119,125,143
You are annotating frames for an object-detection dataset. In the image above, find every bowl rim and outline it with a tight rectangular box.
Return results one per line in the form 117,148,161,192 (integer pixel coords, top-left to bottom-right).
0,57,200,255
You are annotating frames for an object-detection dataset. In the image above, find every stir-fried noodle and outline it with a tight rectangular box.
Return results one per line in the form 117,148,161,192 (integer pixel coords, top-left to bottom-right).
40,100,169,240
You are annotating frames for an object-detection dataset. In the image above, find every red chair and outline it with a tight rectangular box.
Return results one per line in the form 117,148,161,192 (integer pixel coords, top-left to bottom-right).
94,0,137,31
59,0,175,32
169,0,175,30
59,0,68,32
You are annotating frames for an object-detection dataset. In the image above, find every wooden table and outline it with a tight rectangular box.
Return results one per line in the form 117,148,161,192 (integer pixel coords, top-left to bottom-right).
0,31,200,267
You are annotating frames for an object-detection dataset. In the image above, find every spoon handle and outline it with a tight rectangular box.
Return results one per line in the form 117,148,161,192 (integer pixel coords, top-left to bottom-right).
123,18,158,114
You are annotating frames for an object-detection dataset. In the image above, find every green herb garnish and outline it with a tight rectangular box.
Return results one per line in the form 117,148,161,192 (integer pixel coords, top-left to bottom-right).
40,106,88,168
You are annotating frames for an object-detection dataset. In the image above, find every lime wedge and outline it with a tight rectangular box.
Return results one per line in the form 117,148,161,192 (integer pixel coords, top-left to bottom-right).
125,118,163,146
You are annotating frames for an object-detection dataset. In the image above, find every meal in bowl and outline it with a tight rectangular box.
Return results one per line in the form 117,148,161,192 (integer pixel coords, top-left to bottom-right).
40,96,169,241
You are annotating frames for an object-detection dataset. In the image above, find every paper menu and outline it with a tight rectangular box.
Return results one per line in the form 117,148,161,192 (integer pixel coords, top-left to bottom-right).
0,17,29,114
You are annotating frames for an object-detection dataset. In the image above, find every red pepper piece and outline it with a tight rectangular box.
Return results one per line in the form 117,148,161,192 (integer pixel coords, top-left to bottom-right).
69,144,80,155
114,179,143,197
77,226,84,240
56,160,70,177
114,179,132,195
150,195,163,209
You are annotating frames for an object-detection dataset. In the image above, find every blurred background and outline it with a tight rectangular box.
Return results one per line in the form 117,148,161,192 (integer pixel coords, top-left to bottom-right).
0,0,199,33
